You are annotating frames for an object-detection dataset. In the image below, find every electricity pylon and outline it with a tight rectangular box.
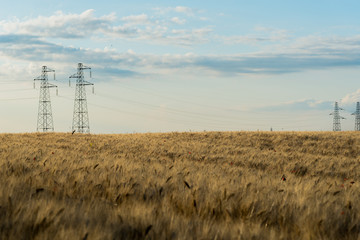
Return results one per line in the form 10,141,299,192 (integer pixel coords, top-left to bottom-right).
34,66,57,132
330,101,345,131
352,102,360,131
69,63,94,133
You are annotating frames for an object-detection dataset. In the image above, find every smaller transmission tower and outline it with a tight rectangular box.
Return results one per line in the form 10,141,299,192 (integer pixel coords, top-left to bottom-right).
69,63,94,133
34,66,58,132
352,102,360,131
330,101,345,131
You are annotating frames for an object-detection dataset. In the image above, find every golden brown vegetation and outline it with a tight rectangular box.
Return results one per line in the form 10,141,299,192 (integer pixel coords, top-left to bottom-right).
1,131,360,239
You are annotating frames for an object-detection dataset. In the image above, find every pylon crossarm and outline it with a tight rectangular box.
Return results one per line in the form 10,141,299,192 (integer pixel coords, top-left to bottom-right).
71,81,94,86
83,81,94,86
69,74,80,79
44,68,55,72
81,66,91,70
47,83,58,88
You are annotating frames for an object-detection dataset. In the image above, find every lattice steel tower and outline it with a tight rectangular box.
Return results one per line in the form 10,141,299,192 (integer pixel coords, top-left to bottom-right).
330,101,345,131
69,63,94,133
34,66,57,132
352,102,360,131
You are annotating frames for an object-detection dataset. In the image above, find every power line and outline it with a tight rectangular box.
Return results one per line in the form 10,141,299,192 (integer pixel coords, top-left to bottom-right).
0,88,34,93
0,97,37,101
59,95,237,129
111,81,226,111
94,91,247,125
109,81,322,119
94,90,322,126
57,93,316,130
0,80,30,85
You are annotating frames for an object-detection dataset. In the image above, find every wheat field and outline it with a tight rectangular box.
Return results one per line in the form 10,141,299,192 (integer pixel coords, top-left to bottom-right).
0,131,360,239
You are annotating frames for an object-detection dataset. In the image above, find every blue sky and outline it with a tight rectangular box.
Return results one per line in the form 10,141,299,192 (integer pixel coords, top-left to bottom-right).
0,0,360,133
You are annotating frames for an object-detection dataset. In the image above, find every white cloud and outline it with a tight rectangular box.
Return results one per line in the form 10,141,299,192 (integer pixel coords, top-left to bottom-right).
174,6,194,16
267,34,360,56
222,27,290,45
0,9,211,46
163,27,212,45
255,99,333,112
0,9,115,38
255,91,360,113
1,10,360,76
341,89,360,105
1,33,360,77
171,17,186,25
109,25,138,37
153,6,195,17
121,14,149,25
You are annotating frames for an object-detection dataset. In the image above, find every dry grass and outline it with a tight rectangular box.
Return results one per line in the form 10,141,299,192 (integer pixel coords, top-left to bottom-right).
1,131,360,239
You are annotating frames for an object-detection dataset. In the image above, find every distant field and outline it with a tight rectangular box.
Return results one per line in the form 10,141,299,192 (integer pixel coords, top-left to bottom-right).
1,131,360,239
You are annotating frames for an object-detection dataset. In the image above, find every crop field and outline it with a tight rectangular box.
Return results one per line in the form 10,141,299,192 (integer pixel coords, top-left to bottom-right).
1,131,360,239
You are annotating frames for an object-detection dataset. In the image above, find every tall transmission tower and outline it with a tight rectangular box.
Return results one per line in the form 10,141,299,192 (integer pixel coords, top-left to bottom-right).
34,66,57,132
352,102,360,131
69,63,94,133
330,101,345,131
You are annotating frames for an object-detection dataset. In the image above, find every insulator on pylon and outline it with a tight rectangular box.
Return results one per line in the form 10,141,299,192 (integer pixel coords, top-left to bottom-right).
56,88,58,96
33,81,35,89
92,86,94,94
90,70,92,78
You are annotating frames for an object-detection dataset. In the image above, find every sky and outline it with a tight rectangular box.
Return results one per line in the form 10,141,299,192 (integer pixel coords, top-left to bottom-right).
0,0,360,133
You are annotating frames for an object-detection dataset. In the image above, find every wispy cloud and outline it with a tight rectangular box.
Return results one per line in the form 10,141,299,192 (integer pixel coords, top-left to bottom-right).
154,6,196,16
171,17,186,25
174,6,194,16
0,9,115,39
0,9,211,46
1,33,360,77
269,34,360,56
121,14,150,25
0,34,143,79
341,89,360,105
255,99,333,112
254,89,360,113
1,10,360,77
193,53,360,75
222,27,290,45
0,61,37,80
